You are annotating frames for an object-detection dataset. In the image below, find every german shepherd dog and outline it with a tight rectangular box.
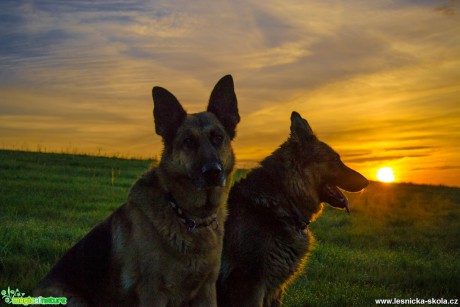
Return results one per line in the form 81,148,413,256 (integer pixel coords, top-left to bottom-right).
34,75,240,306
217,111,368,307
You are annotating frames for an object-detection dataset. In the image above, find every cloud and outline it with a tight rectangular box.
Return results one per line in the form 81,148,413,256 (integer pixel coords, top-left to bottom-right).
435,0,459,16
384,146,436,151
0,0,459,185
346,154,431,164
411,165,460,171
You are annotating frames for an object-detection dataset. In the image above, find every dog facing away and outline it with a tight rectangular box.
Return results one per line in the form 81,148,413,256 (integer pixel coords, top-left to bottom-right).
34,75,240,306
217,111,368,307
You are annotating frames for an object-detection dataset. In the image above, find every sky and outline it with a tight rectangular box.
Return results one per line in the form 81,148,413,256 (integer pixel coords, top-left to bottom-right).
1,0,459,187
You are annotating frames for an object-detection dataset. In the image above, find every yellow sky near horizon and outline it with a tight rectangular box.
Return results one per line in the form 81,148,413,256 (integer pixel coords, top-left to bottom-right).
1,1,459,186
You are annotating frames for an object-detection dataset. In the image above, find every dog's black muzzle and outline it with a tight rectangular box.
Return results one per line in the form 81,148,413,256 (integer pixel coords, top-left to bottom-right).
201,162,226,187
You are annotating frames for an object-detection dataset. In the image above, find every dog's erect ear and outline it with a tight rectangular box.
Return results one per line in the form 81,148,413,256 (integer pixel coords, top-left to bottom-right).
152,86,187,143
290,111,314,140
207,75,240,140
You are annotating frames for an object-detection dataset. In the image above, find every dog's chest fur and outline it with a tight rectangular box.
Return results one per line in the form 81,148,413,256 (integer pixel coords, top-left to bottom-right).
116,168,225,303
263,222,311,288
225,198,312,289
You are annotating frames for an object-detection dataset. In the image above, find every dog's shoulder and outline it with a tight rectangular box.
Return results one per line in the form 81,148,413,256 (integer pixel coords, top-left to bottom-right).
122,167,171,240
229,167,283,211
127,167,164,206
131,167,162,192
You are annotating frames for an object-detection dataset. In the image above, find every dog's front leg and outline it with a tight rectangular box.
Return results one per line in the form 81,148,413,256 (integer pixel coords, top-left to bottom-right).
135,283,168,307
229,282,265,307
265,288,283,307
190,281,217,307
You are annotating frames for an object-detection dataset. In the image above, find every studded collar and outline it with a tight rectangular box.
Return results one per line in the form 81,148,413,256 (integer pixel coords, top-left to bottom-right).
167,194,219,232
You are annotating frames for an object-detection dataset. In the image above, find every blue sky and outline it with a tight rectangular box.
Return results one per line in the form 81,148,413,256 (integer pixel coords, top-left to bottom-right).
1,0,459,186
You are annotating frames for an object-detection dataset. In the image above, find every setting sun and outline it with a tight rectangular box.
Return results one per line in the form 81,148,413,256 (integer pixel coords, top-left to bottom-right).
377,167,395,183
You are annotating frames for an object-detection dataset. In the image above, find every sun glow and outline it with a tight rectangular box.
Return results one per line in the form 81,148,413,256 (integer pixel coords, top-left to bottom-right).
377,167,395,183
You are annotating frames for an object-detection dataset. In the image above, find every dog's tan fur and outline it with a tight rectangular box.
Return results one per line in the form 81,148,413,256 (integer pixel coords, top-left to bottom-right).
34,75,240,307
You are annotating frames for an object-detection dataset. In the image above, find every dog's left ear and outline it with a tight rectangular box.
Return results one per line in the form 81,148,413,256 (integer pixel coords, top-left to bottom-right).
152,86,187,144
207,75,240,140
290,111,314,140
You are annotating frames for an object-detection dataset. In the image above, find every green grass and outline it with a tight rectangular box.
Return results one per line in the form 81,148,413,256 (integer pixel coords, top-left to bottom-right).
284,183,460,306
0,150,154,293
1,150,459,305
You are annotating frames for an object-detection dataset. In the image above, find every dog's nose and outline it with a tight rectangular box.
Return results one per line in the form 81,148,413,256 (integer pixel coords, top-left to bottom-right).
201,162,223,181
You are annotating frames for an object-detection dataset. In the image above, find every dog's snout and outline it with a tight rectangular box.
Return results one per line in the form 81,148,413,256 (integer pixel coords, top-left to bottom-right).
201,162,223,181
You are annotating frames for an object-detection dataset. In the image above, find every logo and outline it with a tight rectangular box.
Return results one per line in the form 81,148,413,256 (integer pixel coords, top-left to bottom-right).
1,287,67,306
1,287,24,304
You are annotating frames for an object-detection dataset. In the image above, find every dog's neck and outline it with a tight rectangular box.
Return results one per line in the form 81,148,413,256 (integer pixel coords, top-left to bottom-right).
234,173,312,231
235,146,321,227
158,168,229,218
167,193,219,232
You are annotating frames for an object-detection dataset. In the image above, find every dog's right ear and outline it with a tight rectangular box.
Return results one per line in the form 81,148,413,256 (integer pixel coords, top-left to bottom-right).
290,111,314,141
152,86,187,143
207,75,240,140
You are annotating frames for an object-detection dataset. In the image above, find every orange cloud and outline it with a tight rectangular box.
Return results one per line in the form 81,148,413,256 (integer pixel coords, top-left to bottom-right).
1,1,459,186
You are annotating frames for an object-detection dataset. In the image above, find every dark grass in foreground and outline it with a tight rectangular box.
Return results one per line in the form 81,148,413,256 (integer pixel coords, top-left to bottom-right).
0,150,459,305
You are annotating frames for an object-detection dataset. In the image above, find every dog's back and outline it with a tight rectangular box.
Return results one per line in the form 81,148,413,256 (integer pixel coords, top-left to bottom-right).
34,204,134,306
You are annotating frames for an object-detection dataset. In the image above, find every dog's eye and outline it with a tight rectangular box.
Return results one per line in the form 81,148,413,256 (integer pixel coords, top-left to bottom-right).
183,137,197,150
211,134,223,147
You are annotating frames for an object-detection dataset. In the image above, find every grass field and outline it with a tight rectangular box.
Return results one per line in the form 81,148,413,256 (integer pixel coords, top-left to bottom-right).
1,149,459,306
